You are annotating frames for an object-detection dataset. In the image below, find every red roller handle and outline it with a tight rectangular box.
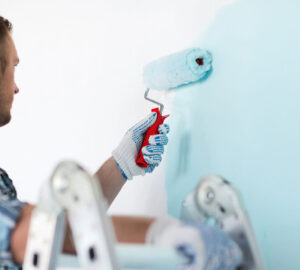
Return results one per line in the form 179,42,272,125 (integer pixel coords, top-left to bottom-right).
136,108,169,168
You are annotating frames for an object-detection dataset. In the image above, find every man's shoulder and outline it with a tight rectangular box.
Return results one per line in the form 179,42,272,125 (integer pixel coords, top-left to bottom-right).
0,168,17,200
0,169,24,270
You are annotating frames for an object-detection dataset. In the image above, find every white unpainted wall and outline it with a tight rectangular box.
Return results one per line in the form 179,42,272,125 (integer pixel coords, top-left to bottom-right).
0,0,230,217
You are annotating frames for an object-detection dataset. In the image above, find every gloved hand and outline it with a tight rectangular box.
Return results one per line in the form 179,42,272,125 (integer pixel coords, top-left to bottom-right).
146,216,243,270
112,112,170,180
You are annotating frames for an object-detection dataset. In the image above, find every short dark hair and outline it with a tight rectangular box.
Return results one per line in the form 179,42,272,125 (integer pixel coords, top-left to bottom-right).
0,16,12,74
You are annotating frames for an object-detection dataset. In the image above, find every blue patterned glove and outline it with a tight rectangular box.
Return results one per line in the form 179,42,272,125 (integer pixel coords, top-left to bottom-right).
112,112,170,180
189,223,242,270
146,217,242,270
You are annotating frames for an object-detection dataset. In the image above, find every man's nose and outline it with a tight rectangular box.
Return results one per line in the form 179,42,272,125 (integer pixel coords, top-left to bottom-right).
14,84,19,94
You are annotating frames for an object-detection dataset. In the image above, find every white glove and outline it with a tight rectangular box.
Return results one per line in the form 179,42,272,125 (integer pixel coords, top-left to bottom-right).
146,216,243,270
112,112,170,180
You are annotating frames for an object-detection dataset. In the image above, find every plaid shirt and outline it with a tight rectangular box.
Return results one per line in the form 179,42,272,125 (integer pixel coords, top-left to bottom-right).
0,168,25,270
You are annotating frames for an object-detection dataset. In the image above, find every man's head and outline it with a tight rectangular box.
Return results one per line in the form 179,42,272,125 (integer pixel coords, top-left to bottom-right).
0,16,19,127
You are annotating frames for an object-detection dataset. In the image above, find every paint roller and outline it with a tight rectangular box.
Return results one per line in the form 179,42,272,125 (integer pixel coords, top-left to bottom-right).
136,48,213,167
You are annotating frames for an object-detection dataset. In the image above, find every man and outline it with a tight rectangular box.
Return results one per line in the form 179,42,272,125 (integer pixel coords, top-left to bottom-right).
0,16,242,270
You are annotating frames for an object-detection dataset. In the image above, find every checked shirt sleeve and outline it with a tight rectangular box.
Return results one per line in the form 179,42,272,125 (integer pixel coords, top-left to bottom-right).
0,168,26,270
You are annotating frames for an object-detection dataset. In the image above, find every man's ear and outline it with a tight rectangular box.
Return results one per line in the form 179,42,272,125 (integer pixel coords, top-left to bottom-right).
0,40,7,77
0,56,7,79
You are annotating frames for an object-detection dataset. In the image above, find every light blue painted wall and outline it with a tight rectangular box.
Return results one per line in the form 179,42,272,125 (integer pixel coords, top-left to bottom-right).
166,0,300,269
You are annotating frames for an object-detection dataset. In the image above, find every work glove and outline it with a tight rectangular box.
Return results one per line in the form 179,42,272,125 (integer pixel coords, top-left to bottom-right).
112,112,170,180
146,216,243,270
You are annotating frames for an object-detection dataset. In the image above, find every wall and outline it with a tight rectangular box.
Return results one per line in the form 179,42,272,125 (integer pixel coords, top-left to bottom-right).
166,0,300,269
0,0,222,217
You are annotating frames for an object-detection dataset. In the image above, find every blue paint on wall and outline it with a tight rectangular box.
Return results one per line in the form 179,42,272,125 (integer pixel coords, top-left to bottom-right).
166,0,300,269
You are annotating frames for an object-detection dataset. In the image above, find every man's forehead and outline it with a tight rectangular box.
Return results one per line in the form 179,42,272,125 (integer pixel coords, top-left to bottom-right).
6,34,19,63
